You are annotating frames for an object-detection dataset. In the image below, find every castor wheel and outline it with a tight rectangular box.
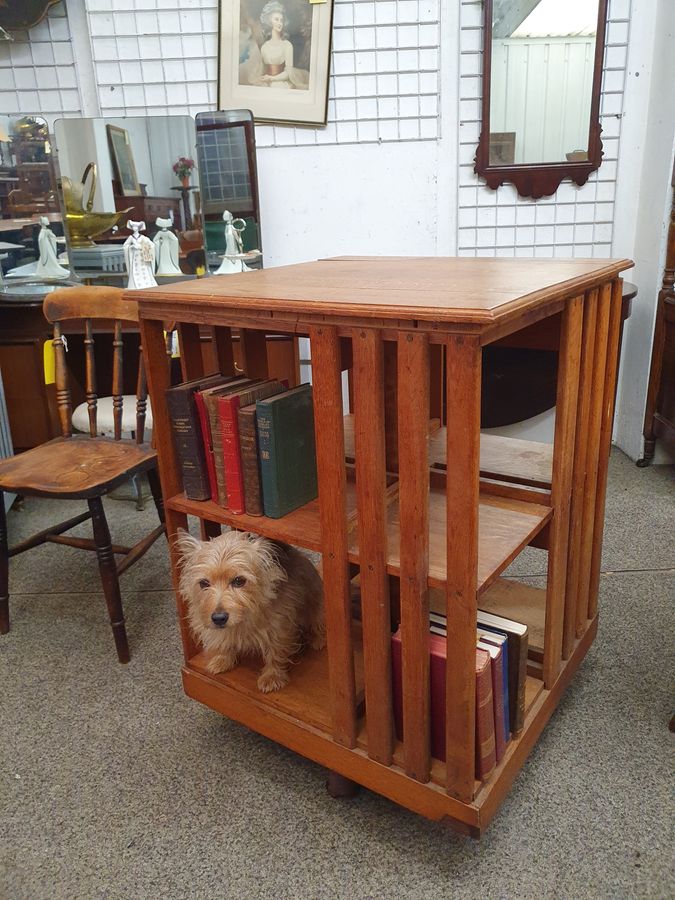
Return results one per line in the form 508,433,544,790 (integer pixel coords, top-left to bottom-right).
326,771,360,799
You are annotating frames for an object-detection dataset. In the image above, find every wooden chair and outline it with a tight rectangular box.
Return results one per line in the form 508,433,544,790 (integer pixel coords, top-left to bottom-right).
0,285,166,663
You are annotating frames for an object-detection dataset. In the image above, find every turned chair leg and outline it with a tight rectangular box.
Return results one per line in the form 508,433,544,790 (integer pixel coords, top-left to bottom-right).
89,496,130,663
0,492,9,635
147,467,165,528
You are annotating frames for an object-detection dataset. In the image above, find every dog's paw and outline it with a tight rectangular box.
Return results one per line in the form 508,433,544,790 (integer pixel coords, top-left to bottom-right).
257,669,289,693
206,653,237,675
309,630,326,651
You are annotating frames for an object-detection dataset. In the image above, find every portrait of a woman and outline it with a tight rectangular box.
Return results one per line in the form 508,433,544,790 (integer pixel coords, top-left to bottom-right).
239,0,310,90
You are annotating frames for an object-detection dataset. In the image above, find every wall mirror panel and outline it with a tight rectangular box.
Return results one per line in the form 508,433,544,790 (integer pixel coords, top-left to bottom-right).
54,115,205,282
475,0,609,199
195,110,263,273
0,114,69,286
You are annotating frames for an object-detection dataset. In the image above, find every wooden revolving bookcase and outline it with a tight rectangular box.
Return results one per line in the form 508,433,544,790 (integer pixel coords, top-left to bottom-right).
134,255,632,836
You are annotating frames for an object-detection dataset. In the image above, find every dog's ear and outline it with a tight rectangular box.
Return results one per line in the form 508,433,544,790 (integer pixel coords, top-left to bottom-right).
173,528,202,563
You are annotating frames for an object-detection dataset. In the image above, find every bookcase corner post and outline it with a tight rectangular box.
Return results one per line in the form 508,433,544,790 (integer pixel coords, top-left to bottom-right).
309,325,358,748
444,333,481,802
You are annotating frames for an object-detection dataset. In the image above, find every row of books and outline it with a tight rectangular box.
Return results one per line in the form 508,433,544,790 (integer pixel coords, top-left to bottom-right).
166,373,318,519
391,608,529,781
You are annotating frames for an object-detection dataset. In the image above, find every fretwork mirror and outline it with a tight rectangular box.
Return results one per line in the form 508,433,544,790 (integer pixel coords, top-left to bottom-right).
475,0,609,199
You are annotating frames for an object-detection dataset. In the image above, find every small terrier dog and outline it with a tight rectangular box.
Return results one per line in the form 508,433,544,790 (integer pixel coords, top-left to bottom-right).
176,529,325,693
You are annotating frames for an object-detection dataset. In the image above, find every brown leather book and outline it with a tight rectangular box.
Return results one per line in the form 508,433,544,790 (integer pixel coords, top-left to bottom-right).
238,401,264,515
476,610,528,735
475,647,496,780
165,373,223,500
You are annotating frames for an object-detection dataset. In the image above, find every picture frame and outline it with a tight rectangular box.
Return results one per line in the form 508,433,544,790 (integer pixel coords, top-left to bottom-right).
218,0,334,127
106,124,142,197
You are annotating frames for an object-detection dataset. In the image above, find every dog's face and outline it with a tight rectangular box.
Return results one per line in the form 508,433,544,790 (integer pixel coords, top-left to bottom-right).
176,530,285,632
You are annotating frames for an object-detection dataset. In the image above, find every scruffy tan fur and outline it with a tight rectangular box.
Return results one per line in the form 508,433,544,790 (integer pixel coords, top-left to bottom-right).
176,529,325,692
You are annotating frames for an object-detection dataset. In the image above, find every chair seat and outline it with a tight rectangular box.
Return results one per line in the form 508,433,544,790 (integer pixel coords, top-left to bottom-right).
72,395,153,439
0,436,157,499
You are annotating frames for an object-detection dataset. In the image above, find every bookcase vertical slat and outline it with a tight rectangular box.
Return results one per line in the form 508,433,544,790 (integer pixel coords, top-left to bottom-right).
575,281,612,638
352,328,393,766
212,326,236,376
139,317,198,662
239,329,269,379
177,323,205,381
383,342,399,472
543,295,583,688
563,288,598,660
588,278,624,620
397,332,431,782
444,334,481,803
310,325,357,748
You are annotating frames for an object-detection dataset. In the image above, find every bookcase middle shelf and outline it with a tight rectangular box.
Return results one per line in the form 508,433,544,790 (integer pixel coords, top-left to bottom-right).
165,479,551,594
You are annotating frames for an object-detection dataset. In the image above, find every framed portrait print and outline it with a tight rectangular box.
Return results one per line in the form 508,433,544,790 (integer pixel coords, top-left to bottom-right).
106,124,142,197
218,0,334,127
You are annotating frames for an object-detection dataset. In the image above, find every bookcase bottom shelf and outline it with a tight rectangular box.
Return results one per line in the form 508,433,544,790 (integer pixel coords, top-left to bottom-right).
181,614,597,836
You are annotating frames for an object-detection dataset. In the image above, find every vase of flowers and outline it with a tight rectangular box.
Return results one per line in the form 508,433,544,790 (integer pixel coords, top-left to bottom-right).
173,156,195,188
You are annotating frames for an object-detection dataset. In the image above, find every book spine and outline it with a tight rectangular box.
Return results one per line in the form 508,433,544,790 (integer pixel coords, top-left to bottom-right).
489,647,506,762
220,395,246,514
166,388,210,501
238,408,263,516
194,391,217,501
206,398,228,507
257,404,281,517
475,653,496,780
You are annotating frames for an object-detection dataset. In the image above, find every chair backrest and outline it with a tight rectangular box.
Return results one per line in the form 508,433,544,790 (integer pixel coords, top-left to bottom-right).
43,285,149,443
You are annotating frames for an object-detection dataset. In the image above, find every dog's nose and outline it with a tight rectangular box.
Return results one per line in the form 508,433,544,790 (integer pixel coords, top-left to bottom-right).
211,610,229,627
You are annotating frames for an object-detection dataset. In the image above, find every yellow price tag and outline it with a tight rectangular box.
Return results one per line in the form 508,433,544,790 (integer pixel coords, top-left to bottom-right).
43,339,55,385
309,0,327,4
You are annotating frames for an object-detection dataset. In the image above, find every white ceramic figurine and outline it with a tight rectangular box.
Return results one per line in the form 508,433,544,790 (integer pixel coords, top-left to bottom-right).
214,210,251,275
123,220,157,290
153,212,183,276
36,216,70,279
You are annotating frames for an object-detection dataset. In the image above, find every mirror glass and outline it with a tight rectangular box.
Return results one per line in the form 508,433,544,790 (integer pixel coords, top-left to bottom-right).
488,0,600,165
54,115,205,282
195,110,263,274
0,114,69,285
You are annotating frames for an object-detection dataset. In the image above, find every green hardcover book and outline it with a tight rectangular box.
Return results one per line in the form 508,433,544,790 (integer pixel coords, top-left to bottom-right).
256,384,317,518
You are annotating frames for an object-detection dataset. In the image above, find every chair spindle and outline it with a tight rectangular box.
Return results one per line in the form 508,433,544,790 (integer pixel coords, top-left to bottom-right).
53,321,72,438
112,320,124,440
84,318,98,437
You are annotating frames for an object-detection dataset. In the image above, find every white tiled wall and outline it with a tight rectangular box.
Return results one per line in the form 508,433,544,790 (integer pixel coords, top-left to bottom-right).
0,2,82,123
457,0,631,259
84,0,441,148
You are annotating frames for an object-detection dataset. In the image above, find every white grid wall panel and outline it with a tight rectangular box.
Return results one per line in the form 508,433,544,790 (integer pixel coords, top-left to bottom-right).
457,0,631,259
0,2,82,123
85,0,441,148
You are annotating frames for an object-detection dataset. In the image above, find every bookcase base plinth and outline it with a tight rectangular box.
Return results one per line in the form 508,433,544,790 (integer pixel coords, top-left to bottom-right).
181,613,597,837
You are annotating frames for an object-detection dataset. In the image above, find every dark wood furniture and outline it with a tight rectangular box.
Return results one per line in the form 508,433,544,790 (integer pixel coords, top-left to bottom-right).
113,194,181,233
0,285,166,662
135,254,632,836
638,160,675,464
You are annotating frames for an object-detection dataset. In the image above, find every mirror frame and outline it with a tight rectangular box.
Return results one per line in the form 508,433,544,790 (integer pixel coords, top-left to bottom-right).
474,0,609,199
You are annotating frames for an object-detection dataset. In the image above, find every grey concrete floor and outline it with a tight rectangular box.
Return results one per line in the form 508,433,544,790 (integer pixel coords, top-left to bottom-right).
0,449,673,900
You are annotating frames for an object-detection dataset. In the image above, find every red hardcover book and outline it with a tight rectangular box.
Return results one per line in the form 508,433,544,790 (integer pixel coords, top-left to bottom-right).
391,629,496,780
193,376,248,502
219,380,285,514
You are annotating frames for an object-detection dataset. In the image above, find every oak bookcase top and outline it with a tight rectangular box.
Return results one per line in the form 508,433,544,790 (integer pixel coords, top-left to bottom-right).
133,255,633,326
